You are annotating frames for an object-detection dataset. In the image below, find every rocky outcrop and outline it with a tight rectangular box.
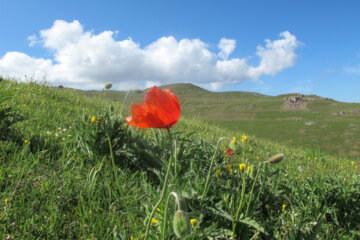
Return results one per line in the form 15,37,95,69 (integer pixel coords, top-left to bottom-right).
283,94,307,109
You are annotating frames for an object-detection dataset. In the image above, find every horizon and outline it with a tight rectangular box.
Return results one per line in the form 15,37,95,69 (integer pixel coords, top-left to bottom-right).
1,1,360,103
45,81,352,103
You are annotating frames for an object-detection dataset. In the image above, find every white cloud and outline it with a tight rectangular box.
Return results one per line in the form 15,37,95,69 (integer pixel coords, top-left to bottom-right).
0,52,52,79
218,38,236,60
40,20,84,50
208,82,224,90
27,35,39,47
248,31,298,79
0,20,300,90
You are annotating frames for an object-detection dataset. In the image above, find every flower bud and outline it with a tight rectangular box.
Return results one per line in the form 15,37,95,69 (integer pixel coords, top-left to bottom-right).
268,153,284,164
173,210,191,238
249,165,256,179
104,82,112,90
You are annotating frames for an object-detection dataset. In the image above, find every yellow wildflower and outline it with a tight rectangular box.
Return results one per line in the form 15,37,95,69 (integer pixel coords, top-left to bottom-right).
5,199,8,204
233,137,236,143
130,237,134,240
307,157,311,161
190,218,197,227
151,218,158,225
256,156,260,160
24,140,29,144
91,116,97,123
157,208,161,212
282,204,287,210
140,234,145,239
239,163,245,172
315,157,318,161
216,169,221,178
89,210,92,214
247,166,251,173
242,135,248,142
352,161,355,166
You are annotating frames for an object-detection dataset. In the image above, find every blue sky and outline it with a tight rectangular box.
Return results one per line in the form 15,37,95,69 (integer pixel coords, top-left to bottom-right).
1,0,360,102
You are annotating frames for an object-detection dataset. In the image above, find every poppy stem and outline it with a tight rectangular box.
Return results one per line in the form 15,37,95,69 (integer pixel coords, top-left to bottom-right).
166,126,172,152
144,127,173,240
166,126,177,176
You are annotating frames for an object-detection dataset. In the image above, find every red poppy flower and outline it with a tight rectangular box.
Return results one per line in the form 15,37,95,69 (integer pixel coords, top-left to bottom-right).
226,147,233,156
126,86,181,129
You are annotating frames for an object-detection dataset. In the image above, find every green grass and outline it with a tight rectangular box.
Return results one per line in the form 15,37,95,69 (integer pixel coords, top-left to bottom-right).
0,79,360,239
79,83,360,159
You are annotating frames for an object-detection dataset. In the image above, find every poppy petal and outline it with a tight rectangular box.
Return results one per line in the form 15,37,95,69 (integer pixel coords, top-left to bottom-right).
126,86,180,129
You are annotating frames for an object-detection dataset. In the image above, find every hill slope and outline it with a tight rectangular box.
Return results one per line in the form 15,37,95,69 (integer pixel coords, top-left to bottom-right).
1,79,359,239
82,83,360,159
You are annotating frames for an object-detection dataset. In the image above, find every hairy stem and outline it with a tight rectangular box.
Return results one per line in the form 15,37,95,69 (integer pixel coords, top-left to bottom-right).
162,191,182,240
144,127,173,240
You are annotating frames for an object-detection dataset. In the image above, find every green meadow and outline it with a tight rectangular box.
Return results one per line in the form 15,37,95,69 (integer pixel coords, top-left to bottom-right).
82,83,360,159
1,79,359,239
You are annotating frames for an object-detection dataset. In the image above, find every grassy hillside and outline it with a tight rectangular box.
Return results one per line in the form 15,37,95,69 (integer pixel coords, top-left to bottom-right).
1,79,359,239
80,83,360,159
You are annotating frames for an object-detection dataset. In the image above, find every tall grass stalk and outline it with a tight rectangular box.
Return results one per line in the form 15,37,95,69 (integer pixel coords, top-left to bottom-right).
120,90,130,118
232,163,248,239
201,137,230,203
245,163,263,217
108,136,135,231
